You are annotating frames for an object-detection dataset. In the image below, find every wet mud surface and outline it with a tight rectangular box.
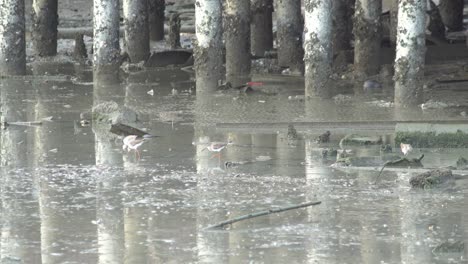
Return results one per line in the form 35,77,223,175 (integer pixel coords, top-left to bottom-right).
1,63,468,263
3,0,468,262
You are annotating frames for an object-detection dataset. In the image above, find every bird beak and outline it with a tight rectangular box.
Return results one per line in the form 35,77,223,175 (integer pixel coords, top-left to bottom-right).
143,134,160,139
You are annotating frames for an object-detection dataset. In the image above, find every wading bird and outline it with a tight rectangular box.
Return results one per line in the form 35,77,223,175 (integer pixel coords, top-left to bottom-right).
205,141,233,159
123,134,156,160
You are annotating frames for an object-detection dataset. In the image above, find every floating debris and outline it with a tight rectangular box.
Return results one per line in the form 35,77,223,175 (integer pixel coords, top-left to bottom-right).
420,99,451,110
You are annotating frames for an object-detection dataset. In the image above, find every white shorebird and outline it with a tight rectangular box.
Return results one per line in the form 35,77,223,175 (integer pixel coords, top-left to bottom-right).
205,141,233,159
123,135,152,160
400,143,413,156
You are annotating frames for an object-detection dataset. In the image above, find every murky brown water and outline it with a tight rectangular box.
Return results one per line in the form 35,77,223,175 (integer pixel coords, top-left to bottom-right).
1,64,468,264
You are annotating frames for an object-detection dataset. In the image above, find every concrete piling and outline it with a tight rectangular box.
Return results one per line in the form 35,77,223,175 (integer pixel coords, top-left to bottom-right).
123,0,150,62
194,0,223,93
353,0,382,76
332,0,354,53
394,0,426,108
438,0,464,32
224,0,251,87
0,0,26,75
332,0,354,71
389,0,398,46
93,0,121,76
168,13,181,49
275,0,303,73
73,34,88,61
32,0,58,56
250,0,273,57
148,0,165,41
303,0,332,98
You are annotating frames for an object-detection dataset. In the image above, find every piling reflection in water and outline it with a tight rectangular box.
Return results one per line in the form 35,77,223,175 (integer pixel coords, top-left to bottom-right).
0,67,468,262
0,79,41,263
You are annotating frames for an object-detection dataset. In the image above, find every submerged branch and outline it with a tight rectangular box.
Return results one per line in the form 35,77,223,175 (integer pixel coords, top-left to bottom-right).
375,154,425,184
3,121,43,127
205,201,322,230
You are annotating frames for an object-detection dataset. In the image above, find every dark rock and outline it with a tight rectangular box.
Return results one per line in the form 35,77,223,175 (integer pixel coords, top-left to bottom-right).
144,50,193,67
409,169,453,189
456,157,468,169
287,124,298,140
380,144,393,154
321,149,328,159
317,131,331,143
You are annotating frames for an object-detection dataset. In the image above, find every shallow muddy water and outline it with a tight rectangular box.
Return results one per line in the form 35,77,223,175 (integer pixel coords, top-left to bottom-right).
1,65,468,263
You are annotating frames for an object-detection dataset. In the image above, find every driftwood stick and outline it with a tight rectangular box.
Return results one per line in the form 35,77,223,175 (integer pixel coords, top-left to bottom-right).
375,154,425,184
205,201,322,230
5,121,43,127
375,161,391,184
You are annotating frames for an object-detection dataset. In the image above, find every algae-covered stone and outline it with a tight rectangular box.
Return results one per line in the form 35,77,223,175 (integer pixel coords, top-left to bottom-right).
432,240,465,254
339,134,382,146
92,101,138,124
395,130,468,148
409,169,453,189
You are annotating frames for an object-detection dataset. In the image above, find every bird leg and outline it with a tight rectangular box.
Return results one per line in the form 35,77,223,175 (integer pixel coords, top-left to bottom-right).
210,153,221,159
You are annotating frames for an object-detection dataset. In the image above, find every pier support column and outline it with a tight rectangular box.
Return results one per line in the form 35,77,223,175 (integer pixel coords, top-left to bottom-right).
224,0,251,86
168,13,181,49
275,0,303,73
94,0,121,78
353,0,382,76
332,0,353,52
123,0,150,62
250,0,273,57
304,0,332,98
194,0,223,93
148,0,165,41
389,0,398,46
439,0,463,32
0,0,26,75
394,0,426,108
32,0,58,56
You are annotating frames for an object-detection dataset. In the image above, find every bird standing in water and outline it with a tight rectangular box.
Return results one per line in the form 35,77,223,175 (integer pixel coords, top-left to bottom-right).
123,134,155,160
400,143,413,156
205,141,233,159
